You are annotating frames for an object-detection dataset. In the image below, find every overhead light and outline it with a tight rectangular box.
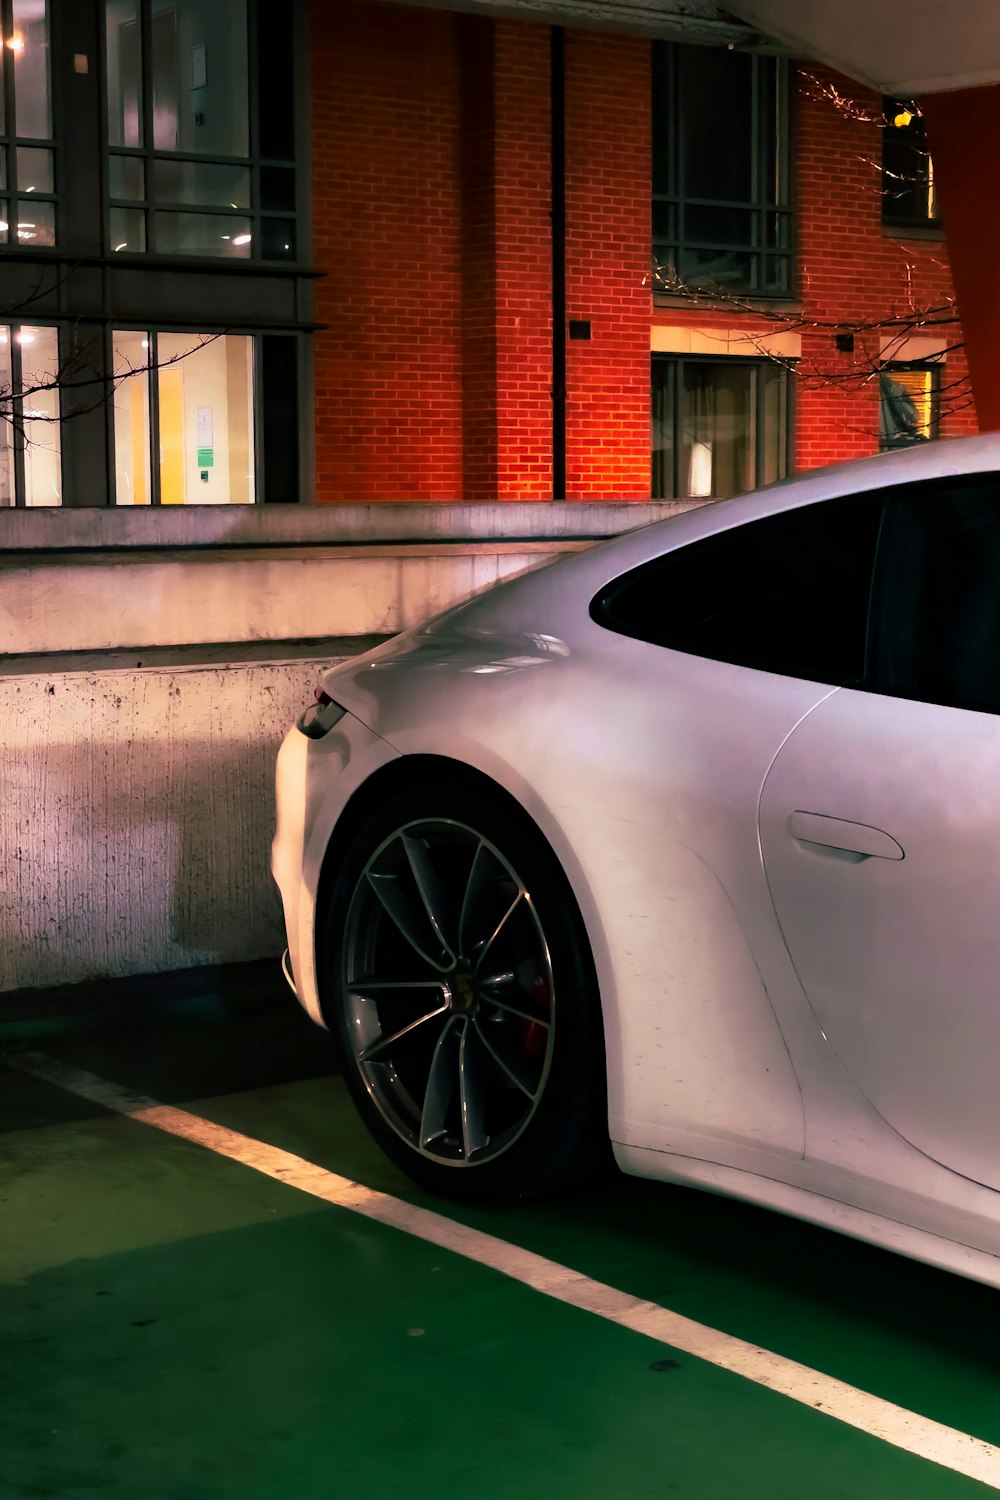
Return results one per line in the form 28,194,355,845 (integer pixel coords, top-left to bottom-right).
6,34,25,53
114,241,127,251
140,339,149,349
0,221,7,232
23,185,35,193
232,233,251,246
17,332,36,345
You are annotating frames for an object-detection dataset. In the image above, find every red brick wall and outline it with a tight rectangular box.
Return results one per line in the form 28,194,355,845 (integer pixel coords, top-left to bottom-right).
565,30,652,499
311,2,465,501
794,66,976,468
310,7,974,503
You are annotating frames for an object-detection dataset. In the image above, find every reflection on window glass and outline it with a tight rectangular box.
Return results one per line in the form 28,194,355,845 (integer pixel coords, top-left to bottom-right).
14,198,54,244
106,0,143,147
157,333,254,504
16,145,52,193
151,159,251,210
151,0,249,157
110,205,146,252
19,325,61,507
12,0,51,140
112,331,151,505
108,154,145,200
880,367,938,449
154,211,252,257
653,356,788,500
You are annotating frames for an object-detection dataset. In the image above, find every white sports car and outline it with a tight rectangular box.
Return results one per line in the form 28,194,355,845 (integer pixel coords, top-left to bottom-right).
273,433,1000,1288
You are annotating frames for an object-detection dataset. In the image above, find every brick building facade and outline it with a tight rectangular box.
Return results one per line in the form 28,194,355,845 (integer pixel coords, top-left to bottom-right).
310,0,976,504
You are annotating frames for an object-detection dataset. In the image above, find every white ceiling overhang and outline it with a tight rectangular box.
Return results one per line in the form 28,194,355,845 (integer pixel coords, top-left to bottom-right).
725,0,1000,94
375,0,770,47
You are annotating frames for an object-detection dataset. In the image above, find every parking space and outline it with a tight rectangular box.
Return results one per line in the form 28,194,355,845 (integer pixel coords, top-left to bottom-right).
4,996,1000,1499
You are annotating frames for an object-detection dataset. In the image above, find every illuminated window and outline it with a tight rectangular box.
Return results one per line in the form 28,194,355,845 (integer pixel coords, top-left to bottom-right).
879,364,940,449
0,324,61,506
105,0,296,260
0,0,57,247
653,43,791,295
882,98,938,229
653,355,790,500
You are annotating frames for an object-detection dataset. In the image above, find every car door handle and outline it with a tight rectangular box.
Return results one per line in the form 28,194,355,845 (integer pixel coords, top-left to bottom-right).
788,811,904,861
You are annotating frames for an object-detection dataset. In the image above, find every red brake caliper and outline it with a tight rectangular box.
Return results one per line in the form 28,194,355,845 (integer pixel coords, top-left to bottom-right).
523,972,551,1059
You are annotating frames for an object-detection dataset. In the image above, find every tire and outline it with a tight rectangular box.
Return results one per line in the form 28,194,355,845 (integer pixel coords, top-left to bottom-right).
317,774,608,1203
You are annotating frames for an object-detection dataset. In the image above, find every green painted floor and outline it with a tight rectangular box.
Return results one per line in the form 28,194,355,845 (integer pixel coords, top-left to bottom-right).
2,997,999,1499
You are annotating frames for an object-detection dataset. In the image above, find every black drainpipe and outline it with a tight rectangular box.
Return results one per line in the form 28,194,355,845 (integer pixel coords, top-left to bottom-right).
551,25,567,500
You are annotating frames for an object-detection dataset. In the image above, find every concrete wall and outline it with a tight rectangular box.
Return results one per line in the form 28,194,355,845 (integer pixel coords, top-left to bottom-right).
0,501,690,991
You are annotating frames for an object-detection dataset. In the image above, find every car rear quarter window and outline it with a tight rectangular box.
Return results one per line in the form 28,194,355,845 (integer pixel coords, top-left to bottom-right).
872,477,1000,714
591,492,885,685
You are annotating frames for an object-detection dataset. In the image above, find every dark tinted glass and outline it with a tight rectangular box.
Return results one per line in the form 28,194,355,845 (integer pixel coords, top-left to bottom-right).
261,334,299,502
874,482,1000,712
681,48,753,202
593,492,885,684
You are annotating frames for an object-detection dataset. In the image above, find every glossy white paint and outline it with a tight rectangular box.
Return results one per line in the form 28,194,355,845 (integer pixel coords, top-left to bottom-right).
272,434,1000,1288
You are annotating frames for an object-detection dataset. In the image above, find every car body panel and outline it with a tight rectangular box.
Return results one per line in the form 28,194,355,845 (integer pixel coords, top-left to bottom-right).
272,434,1000,1288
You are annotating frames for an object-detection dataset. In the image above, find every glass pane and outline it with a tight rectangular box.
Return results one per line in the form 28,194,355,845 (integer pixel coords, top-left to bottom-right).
112,330,151,504
12,0,51,140
16,145,52,193
677,243,754,291
18,325,60,507
110,205,146,251
15,200,54,245
157,333,255,504
0,203,8,244
680,362,753,500
760,364,787,486
684,204,755,249
151,0,249,157
260,166,295,212
154,210,251,256
261,217,295,259
652,200,675,241
0,150,6,190
109,153,145,200
105,0,143,148
256,0,295,160
880,368,936,448
681,48,753,204
0,328,12,505
151,159,250,209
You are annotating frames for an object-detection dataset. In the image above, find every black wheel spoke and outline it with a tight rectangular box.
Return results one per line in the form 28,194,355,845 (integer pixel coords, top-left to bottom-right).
472,1019,538,1099
458,1022,490,1157
420,1017,462,1148
402,833,458,964
358,1001,450,1063
366,863,451,972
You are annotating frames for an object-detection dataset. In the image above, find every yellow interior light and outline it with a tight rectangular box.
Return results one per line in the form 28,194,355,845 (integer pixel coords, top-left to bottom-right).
894,109,913,128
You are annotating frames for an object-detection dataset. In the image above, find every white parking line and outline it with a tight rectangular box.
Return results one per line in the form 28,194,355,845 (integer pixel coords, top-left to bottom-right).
14,1049,1000,1489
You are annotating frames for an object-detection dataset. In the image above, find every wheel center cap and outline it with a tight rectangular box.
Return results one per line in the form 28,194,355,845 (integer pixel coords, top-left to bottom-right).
450,970,477,1015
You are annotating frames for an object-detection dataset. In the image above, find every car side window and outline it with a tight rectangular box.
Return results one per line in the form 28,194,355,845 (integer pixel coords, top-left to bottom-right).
871,477,1000,714
591,491,885,685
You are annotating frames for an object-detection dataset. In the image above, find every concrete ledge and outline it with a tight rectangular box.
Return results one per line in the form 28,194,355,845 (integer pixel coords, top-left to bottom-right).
0,500,694,553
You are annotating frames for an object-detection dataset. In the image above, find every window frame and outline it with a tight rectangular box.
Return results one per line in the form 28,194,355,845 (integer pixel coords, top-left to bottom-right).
652,351,792,501
881,96,939,232
878,360,941,451
103,0,299,266
652,41,793,298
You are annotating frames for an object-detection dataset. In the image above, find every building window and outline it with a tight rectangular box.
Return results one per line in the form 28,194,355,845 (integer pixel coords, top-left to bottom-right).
879,364,940,449
0,0,308,506
0,0,57,247
652,355,790,500
882,99,937,229
104,0,296,260
652,43,791,296
0,324,61,506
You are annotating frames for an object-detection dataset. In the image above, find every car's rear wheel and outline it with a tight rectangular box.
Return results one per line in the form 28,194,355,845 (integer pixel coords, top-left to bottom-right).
318,776,607,1202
